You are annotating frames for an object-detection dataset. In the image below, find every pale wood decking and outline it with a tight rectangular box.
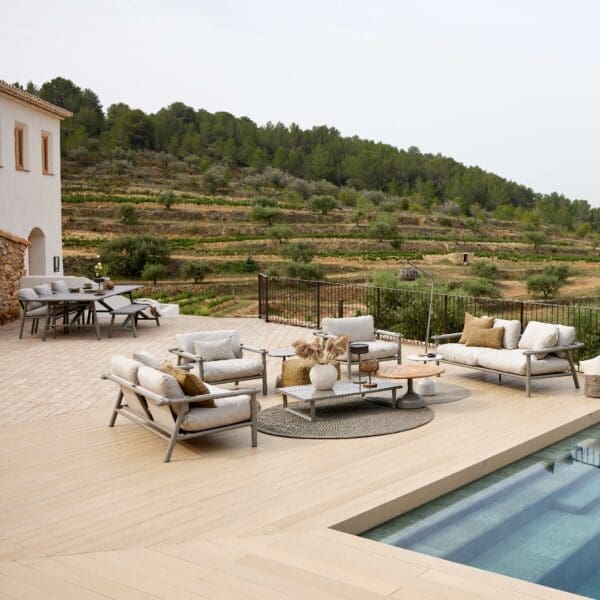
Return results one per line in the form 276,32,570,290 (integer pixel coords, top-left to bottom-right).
1,314,598,599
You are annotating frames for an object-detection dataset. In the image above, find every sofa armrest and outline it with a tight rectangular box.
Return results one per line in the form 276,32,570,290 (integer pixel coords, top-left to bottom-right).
432,333,462,342
374,328,403,340
522,342,585,356
240,343,267,355
168,347,206,365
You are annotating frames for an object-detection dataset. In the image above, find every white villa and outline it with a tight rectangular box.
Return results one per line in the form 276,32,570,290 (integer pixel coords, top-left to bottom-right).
0,80,71,277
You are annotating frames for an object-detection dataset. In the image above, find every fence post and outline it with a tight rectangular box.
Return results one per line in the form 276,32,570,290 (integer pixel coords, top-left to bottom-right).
443,294,448,333
315,281,321,329
519,301,524,329
338,299,344,318
264,275,269,322
376,288,381,327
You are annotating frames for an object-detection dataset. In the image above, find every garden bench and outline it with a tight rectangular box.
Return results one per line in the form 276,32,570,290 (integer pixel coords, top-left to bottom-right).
108,303,150,338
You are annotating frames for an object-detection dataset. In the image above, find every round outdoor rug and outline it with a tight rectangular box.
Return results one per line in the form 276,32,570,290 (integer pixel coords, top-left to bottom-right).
423,382,471,405
257,396,434,439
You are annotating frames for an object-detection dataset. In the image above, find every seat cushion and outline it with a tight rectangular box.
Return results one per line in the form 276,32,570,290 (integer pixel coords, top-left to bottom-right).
34,283,53,297
477,349,570,376
19,288,42,309
175,330,242,363
51,280,69,293
201,358,264,382
349,340,399,361
25,306,48,317
321,315,375,342
437,343,482,366
181,389,253,432
493,318,521,349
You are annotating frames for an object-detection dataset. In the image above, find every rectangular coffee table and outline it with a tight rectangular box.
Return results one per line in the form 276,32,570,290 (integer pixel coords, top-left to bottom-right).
276,379,404,422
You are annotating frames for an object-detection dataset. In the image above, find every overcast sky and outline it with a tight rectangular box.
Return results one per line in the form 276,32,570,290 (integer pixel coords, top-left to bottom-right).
3,0,599,205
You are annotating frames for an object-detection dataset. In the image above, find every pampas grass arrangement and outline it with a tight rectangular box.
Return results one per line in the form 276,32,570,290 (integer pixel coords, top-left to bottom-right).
292,335,349,365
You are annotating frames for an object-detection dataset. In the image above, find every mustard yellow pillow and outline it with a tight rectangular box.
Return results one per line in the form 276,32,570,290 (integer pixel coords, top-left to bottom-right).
466,327,505,349
459,312,495,344
158,362,215,407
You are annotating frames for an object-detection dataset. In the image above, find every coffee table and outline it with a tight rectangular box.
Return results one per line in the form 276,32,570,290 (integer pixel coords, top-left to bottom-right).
377,364,444,409
277,379,405,422
407,353,443,396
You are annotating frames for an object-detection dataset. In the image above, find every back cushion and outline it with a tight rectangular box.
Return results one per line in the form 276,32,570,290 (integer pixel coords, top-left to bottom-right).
18,288,42,309
493,318,521,349
51,280,69,293
175,330,241,362
138,366,185,399
34,284,53,297
322,315,375,342
518,321,559,354
110,356,147,417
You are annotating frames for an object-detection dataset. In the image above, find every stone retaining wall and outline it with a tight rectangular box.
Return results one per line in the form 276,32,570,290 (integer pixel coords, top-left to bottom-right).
0,231,28,325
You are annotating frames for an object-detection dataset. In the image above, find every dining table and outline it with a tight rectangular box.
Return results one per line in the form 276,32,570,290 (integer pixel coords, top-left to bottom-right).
33,285,143,340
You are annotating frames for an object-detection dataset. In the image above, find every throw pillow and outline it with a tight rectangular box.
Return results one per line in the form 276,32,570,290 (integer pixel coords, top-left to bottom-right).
493,318,521,349
34,283,53,297
465,327,505,349
459,312,494,344
193,337,235,361
159,362,215,407
51,280,69,293
518,322,559,359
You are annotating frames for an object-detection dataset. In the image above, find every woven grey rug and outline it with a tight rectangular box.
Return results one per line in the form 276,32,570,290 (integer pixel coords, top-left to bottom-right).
257,396,434,439
423,382,471,405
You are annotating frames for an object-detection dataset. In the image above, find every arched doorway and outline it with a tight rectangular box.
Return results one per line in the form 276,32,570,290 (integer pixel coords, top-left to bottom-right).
28,227,46,275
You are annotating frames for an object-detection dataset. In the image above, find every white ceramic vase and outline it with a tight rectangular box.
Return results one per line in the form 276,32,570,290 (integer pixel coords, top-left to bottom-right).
309,363,338,390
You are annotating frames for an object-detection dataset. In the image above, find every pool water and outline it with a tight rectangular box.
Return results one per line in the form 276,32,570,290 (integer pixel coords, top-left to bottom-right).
362,424,600,598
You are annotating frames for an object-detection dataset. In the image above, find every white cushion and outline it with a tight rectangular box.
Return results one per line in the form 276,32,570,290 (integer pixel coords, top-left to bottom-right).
110,356,148,417
321,315,375,342
133,350,162,369
349,340,399,361
493,319,521,350
137,366,184,399
581,356,600,376
175,330,242,363
193,338,235,361
181,387,252,432
25,306,47,317
51,280,69,293
477,349,570,376
19,288,42,309
201,358,264,382
555,324,576,358
34,283,53,297
437,343,482,366
518,321,559,354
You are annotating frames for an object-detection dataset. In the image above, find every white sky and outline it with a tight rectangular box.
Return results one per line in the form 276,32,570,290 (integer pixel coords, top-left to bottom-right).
3,0,599,205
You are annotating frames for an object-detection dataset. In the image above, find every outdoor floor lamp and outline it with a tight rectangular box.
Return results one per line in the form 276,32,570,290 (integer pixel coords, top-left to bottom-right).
407,260,436,354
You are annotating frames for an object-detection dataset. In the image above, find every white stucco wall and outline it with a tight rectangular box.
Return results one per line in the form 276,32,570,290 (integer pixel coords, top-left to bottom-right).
0,95,63,275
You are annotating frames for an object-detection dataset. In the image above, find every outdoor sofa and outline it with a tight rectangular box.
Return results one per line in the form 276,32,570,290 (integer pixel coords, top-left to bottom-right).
433,319,583,396
314,315,402,378
103,352,259,462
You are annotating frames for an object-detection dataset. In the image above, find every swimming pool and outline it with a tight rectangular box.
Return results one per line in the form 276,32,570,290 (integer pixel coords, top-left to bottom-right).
362,424,600,598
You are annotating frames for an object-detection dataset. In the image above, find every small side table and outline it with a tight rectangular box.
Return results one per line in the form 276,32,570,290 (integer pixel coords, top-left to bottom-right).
378,364,444,409
268,348,295,361
407,353,443,396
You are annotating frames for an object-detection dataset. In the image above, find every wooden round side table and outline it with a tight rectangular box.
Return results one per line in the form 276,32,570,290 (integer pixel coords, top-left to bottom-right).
377,364,444,409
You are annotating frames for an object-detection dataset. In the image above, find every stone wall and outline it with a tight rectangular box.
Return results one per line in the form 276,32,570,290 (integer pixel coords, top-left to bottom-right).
0,231,28,325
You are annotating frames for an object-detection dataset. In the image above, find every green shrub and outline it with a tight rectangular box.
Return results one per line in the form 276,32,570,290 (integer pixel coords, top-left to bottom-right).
141,263,167,285
116,203,138,225
280,242,316,263
459,278,499,298
543,264,570,282
250,197,281,226
100,234,169,277
159,191,176,210
267,225,293,243
179,261,210,283
470,262,500,280
285,261,325,280
308,195,338,215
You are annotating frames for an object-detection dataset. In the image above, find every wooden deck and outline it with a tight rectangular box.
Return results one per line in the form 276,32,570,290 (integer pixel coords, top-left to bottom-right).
1,314,598,599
